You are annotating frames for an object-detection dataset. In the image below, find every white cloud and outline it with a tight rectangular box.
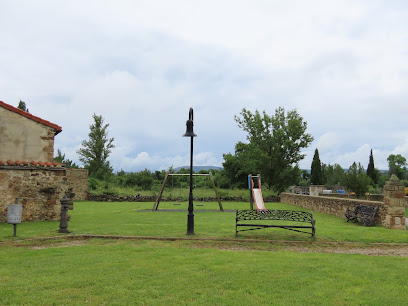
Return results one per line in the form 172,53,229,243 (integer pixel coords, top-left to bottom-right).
1,1,408,172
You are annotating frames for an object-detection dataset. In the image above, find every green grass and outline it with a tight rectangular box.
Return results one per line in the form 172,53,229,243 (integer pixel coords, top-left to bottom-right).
1,201,407,243
1,201,408,305
0,239,407,305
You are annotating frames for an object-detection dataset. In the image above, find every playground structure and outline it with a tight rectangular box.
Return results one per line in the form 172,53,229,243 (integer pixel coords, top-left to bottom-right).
152,170,224,211
248,174,267,212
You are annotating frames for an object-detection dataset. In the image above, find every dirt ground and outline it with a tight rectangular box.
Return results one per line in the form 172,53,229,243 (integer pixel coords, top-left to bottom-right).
4,235,408,257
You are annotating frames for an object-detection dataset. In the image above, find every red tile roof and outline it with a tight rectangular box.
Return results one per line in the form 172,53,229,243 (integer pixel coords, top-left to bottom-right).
0,100,62,135
0,160,65,168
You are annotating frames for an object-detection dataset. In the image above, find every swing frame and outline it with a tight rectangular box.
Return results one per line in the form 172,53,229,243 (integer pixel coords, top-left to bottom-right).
152,170,224,211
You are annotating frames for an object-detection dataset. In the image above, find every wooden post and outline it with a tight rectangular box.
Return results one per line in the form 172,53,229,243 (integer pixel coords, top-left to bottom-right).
152,170,169,210
249,174,253,210
209,172,224,211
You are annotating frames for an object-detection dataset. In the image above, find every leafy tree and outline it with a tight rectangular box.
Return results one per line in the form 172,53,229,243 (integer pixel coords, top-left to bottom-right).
366,149,377,184
387,154,407,180
341,162,371,196
232,107,313,193
222,142,260,189
17,100,29,112
298,169,311,187
323,163,344,186
310,149,324,185
77,114,115,180
54,149,79,168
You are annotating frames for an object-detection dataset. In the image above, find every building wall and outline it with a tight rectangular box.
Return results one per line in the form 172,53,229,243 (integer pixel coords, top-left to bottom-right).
0,107,55,162
0,168,69,222
0,167,89,222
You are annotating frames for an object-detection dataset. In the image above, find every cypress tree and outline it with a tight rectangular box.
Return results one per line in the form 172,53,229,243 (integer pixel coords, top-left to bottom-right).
366,149,377,184
310,148,324,185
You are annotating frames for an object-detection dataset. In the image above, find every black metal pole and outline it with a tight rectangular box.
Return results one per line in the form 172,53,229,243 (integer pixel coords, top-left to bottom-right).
187,135,195,235
13,224,17,237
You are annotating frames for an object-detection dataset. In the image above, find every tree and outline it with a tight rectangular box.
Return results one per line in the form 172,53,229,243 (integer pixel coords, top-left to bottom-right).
310,149,324,185
366,149,377,184
17,100,29,112
387,154,407,180
232,107,313,193
77,114,115,180
54,149,79,168
323,163,344,186
222,142,261,189
342,162,371,196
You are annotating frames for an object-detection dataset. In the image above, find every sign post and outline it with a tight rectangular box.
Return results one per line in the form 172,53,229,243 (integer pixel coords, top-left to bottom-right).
7,198,23,237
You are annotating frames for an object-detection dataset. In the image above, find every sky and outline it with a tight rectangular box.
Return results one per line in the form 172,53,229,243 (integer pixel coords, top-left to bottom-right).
1,0,408,172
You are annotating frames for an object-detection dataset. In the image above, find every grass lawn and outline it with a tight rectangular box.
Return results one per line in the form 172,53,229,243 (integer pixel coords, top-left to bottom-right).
1,201,407,305
1,238,408,305
1,201,407,243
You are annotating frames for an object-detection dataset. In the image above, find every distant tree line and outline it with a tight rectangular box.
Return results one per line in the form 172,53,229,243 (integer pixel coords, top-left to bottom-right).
305,148,408,196
57,109,408,195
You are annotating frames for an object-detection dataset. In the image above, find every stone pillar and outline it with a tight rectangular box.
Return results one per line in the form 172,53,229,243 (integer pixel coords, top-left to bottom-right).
309,185,325,197
383,175,406,230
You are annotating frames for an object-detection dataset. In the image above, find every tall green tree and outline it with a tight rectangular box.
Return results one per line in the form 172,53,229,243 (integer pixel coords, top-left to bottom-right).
231,107,313,193
222,142,261,189
366,149,377,184
310,148,324,185
342,162,371,196
77,114,115,180
387,154,407,180
54,149,79,168
323,163,344,186
17,100,28,112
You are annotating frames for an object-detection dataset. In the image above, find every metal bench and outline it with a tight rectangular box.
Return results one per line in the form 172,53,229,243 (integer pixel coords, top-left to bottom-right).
345,205,378,227
235,210,316,238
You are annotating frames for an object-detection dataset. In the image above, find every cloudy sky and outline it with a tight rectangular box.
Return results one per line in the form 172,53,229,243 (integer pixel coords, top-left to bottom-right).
1,0,408,171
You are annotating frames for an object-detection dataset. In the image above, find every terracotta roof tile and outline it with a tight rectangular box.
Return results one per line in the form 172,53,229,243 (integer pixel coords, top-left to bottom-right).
0,100,62,135
0,160,66,168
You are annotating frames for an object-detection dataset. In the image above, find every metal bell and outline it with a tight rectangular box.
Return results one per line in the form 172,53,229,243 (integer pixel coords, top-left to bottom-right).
183,119,196,137
182,108,197,137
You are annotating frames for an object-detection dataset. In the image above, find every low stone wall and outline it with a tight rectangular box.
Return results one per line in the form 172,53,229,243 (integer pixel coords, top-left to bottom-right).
66,168,88,200
0,168,69,222
88,194,155,202
280,193,385,225
319,193,385,202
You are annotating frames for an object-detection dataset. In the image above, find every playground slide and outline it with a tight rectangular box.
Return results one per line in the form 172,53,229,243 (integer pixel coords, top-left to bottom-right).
252,188,267,212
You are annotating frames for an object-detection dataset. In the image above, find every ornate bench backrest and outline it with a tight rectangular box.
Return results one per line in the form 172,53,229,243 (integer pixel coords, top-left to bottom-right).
237,210,313,223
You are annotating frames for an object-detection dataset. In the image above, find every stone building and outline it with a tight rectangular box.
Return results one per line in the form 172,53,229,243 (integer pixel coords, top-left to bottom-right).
0,100,88,222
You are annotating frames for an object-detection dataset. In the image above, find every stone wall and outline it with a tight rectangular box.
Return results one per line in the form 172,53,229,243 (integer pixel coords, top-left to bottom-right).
66,168,88,200
280,193,385,224
319,193,385,202
383,175,406,229
0,167,70,222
